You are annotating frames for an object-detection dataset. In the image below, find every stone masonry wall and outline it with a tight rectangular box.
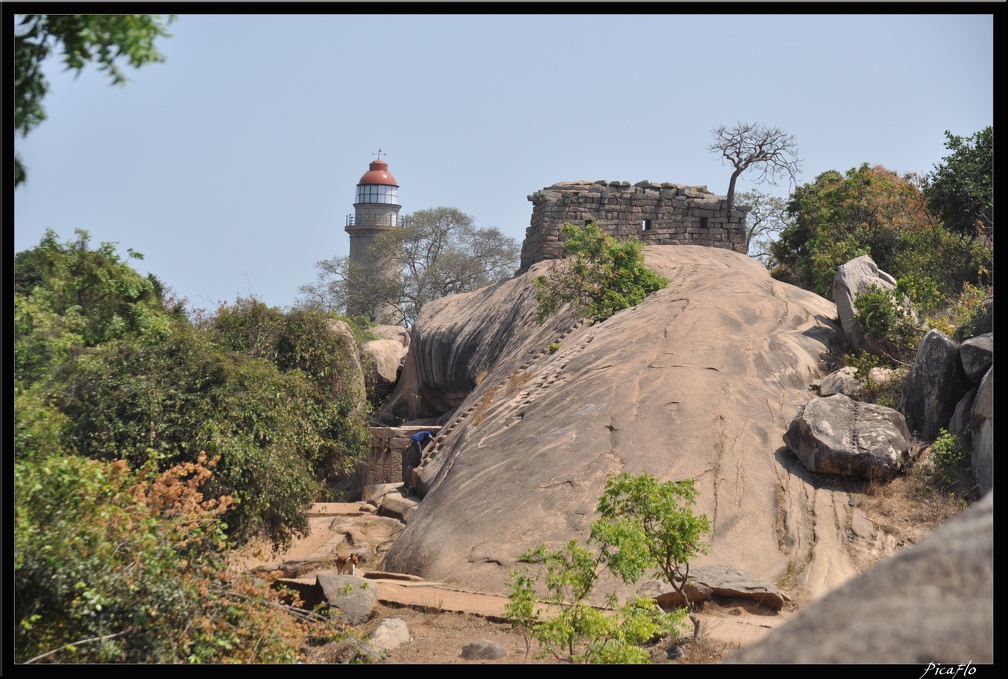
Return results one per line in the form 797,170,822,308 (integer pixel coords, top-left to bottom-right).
362,425,441,488
520,180,751,270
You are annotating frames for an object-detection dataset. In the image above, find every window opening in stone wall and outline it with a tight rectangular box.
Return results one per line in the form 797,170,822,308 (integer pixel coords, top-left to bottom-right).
584,219,592,226
642,219,652,231
700,217,709,229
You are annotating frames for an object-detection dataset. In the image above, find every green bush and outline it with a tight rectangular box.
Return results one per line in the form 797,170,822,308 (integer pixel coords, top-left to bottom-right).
853,283,927,362
929,428,970,491
505,472,709,663
533,220,669,324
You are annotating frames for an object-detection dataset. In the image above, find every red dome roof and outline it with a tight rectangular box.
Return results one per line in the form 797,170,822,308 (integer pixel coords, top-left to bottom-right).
358,159,398,186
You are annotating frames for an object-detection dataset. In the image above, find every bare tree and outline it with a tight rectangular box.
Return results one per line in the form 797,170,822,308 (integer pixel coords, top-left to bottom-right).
707,122,802,211
736,189,792,269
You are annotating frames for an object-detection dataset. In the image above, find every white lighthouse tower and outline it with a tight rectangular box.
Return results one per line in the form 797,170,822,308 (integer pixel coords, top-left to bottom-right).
345,151,402,324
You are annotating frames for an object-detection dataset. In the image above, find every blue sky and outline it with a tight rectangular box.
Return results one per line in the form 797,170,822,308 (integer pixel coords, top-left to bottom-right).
13,11,994,312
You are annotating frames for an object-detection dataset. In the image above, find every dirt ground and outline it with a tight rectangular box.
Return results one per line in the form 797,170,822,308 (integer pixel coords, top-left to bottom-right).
231,467,972,665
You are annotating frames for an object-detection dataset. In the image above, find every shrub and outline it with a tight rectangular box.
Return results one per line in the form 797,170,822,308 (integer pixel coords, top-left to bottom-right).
929,428,970,491
505,472,709,663
853,283,927,362
14,452,323,663
533,220,669,324
506,542,682,663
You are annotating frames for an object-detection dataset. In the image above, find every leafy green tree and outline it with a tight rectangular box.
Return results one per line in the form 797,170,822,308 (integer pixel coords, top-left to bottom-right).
507,542,683,663
505,472,710,663
925,126,993,241
592,473,712,637
707,122,802,211
852,283,928,362
15,231,370,547
533,220,669,324
773,164,950,299
14,14,174,186
299,206,519,327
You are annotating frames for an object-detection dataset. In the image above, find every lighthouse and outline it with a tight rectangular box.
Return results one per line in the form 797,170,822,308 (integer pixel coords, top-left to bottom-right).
345,151,402,325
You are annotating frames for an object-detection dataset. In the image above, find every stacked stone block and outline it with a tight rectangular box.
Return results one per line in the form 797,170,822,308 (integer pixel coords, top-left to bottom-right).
363,425,441,487
520,180,751,270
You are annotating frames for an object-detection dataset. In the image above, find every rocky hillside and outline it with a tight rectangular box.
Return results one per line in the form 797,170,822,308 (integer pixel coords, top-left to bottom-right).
378,245,894,606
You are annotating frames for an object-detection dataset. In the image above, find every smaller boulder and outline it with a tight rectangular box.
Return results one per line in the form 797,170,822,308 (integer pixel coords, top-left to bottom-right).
317,573,379,625
784,394,910,480
460,640,509,660
959,332,992,382
370,618,410,652
832,255,910,356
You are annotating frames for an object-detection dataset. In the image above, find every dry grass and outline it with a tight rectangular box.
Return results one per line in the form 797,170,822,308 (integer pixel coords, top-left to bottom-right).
418,594,446,619
470,385,498,426
505,369,533,394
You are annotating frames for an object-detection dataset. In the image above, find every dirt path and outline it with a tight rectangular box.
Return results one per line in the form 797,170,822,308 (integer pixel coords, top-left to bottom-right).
229,502,792,663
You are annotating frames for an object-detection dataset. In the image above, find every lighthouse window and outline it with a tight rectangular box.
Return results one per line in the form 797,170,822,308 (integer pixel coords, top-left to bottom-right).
356,184,399,204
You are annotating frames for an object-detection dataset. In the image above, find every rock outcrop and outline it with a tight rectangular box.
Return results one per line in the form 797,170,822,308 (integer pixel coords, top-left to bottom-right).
727,491,993,664
379,245,873,605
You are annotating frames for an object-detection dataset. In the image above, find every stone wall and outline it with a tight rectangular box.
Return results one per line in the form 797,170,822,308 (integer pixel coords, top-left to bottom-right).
520,180,750,270
363,425,441,487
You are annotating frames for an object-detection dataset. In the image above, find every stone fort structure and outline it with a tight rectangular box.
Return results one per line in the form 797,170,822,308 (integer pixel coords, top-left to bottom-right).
519,180,751,270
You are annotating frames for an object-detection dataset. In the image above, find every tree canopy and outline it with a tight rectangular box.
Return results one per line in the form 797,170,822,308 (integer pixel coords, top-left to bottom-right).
707,122,802,211
15,230,370,548
14,14,174,186
924,126,993,242
299,206,520,327
770,163,991,313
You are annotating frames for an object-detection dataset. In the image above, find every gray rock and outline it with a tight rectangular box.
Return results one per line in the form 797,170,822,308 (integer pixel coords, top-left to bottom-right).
316,573,378,625
900,330,971,440
959,332,992,382
639,565,784,611
361,337,407,400
690,565,785,611
371,323,410,347
818,366,865,399
948,388,977,438
460,639,509,660
726,492,993,664
784,394,911,480
369,617,410,651
832,255,902,355
971,368,993,495
377,490,419,523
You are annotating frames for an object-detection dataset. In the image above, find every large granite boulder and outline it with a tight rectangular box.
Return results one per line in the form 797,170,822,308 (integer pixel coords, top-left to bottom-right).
379,246,868,605
959,332,992,382
361,338,407,401
784,394,911,480
726,491,993,664
970,367,993,495
899,330,972,440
